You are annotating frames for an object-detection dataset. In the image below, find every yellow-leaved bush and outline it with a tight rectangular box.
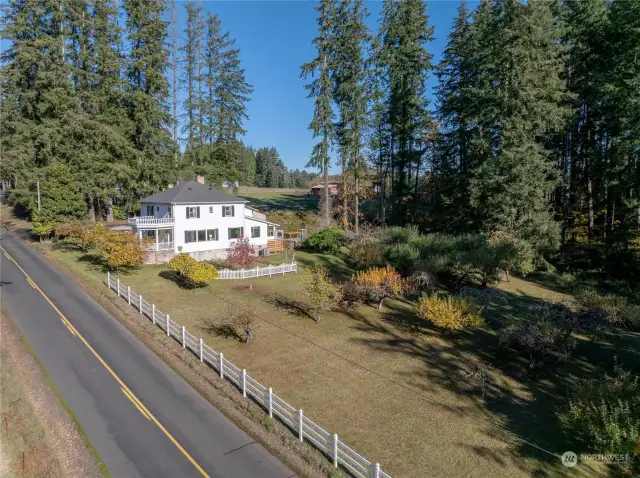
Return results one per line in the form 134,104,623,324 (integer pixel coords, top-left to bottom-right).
353,264,407,310
415,294,484,331
168,253,218,286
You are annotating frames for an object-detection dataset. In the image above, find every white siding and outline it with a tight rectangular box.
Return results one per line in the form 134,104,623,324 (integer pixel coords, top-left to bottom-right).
244,217,269,247
174,203,246,253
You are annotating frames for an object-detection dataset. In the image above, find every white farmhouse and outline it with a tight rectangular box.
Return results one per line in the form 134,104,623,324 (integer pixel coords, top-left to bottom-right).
128,178,280,262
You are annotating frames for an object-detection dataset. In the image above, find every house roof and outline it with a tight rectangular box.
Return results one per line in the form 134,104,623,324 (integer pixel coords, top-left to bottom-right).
139,181,247,205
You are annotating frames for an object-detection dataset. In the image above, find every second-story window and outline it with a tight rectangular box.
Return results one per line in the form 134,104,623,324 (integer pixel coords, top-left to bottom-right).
146,205,154,216
222,205,235,217
186,206,200,219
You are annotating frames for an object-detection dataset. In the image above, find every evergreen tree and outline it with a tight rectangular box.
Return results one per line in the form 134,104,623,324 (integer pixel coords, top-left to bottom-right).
377,0,434,225
123,0,175,198
301,0,336,226
468,0,569,250
180,1,204,150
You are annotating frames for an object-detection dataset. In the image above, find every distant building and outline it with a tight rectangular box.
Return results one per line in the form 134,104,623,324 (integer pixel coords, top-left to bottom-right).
310,182,339,196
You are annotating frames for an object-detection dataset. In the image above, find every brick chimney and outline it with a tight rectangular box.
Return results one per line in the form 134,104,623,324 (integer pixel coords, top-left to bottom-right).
196,175,205,185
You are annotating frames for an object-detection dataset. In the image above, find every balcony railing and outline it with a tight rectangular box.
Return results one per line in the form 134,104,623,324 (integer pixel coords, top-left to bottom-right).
128,216,174,226
149,242,174,251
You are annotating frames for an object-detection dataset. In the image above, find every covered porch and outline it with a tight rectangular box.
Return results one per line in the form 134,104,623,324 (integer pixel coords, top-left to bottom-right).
140,229,174,251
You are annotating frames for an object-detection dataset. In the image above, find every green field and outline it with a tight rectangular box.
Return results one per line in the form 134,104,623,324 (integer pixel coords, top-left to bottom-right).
40,241,639,478
239,191,319,213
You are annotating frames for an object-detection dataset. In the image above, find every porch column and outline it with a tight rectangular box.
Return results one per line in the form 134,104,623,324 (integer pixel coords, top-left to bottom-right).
155,229,159,249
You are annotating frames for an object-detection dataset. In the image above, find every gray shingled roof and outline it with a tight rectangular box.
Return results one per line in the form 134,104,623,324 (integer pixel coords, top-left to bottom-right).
139,181,247,204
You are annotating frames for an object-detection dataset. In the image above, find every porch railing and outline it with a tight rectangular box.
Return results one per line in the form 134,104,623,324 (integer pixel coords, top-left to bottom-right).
128,216,174,226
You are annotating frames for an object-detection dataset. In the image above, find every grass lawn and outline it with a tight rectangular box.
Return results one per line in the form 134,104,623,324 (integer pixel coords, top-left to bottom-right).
239,191,319,213
42,243,640,478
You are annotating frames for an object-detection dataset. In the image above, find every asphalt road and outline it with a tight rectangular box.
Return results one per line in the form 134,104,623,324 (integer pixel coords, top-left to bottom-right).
0,232,295,478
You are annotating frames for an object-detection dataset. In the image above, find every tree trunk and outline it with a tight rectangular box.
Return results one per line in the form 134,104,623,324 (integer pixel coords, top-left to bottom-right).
88,197,96,222
314,310,320,323
106,197,114,223
172,0,178,160
355,152,360,234
587,176,594,240
323,161,329,226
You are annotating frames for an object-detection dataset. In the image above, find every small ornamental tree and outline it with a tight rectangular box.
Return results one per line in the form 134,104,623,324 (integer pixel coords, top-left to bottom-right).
100,231,148,271
32,220,53,242
301,266,339,322
353,265,407,311
227,238,257,268
168,253,218,286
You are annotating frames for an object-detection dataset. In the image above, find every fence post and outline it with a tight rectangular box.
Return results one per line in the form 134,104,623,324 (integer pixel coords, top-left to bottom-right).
242,370,247,398
199,338,203,362
241,269,245,279
139,294,142,314
269,265,272,277
107,271,110,288
182,326,186,348
371,463,380,478
332,434,339,467
166,314,170,336
266,388,273,417
298,409,304,441
152,304,156,324
127,286,131,305
219,352,224,378
256,265,259,277
117,278,120,295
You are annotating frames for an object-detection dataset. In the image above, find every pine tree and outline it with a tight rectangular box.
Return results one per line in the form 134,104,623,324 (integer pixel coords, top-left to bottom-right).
123,0,175,197
301,0,336,226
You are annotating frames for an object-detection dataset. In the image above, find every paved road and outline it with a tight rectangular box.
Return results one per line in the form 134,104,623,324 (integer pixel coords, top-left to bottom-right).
0,232,295,478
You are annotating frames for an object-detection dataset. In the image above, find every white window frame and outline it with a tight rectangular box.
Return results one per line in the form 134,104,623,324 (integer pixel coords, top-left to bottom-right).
267,225,275,237
209,206,214,213
222,205,235,217
207,229,218,241
228,227,243,239
185,230,197,243
251,226,260,238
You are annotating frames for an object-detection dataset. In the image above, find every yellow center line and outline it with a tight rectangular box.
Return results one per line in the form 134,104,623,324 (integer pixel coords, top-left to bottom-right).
0,245,210,478
61,317,77,336
121,387,151,420
27,277,37,289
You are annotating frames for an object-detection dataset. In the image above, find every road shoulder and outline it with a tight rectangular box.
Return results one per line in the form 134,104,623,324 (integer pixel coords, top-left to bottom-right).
1,308,107,478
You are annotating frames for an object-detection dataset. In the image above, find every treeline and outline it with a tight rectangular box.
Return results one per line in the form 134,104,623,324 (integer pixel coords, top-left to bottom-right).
302,0,639,256
0,0,315,224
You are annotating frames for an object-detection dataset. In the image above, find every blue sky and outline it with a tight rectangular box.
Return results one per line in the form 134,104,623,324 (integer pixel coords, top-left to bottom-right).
174,1,469,172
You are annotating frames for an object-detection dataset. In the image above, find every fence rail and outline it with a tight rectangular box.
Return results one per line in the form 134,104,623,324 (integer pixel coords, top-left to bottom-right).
106,273,388,478
218,262,297,280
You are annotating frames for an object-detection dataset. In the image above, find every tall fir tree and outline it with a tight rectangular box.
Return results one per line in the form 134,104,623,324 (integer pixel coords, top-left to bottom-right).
469,0,569,250
301,0,336,226
180,1,204,151
123,0,175,198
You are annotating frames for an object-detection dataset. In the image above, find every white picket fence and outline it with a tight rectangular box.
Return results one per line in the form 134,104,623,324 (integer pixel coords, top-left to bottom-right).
218,262,297,280
106,273,390,478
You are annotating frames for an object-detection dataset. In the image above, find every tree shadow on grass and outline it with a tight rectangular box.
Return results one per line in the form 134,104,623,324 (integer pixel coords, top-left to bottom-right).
295,253,354,282
240,194,318,213
265,294,315,321
341,287,636,476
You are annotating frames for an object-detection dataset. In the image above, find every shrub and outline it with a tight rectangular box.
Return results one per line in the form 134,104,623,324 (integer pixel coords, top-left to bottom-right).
577,288,640,328
31,221,52,242
303,228,347,254
559,363,640,475
301,266,339,322
227,238,257,268
415,294,484,331
54,221,78,240
169,253,219,286
499,321,575,368
339,281,363,309
350,235,384,268
353,265,407,311
409,270,438,293
383,243,420,273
